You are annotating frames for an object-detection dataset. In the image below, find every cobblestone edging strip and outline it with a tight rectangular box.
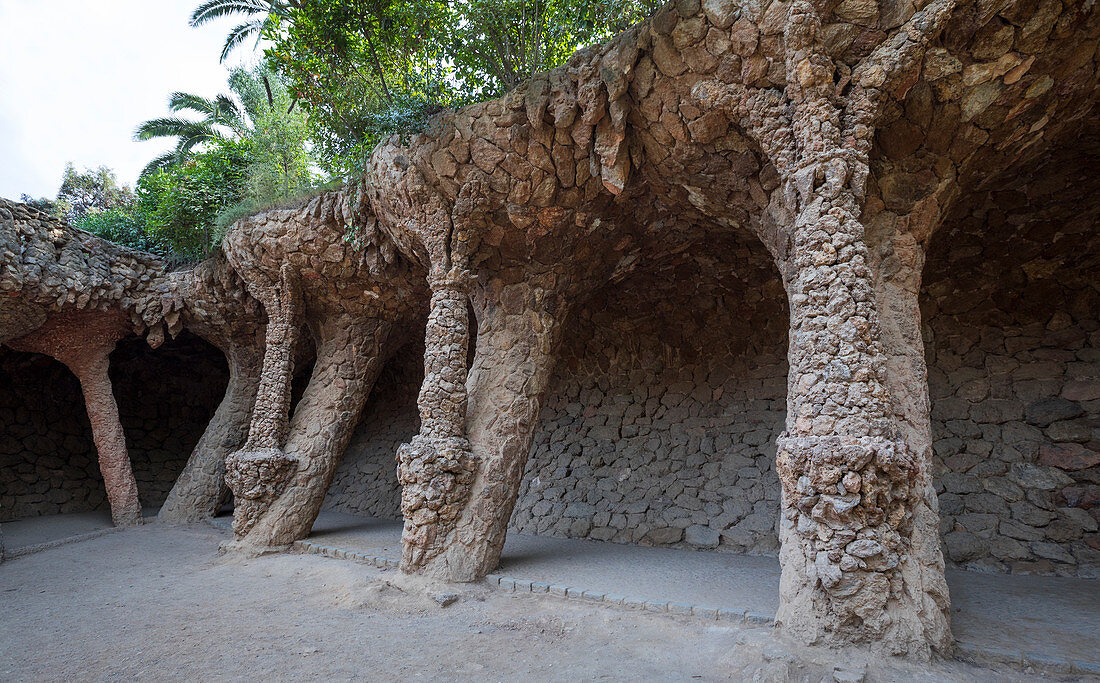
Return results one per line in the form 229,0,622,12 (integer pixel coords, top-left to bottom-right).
292,538,1100,678
292,540,400,569
483,572,775,627
953,641,1100,678
5,526,124,560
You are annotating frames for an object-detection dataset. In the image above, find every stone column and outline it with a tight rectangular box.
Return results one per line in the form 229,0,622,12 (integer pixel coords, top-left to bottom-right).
225,264,302,539
687,0,959,655
231,315,391,550
159,342,262,523
7,309,143,527
405,282,563,580
398,273,478,572
772,187,951,657
76,350,144,527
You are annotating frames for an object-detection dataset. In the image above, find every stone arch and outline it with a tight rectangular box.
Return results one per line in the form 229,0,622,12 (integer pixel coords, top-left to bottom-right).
0,329,229,522
108,331,229,511
0,348,107,520
920,143,1100,575
511,223,790,554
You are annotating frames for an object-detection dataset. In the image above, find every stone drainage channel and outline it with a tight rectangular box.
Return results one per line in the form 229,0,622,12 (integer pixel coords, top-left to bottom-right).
291,539,1100,678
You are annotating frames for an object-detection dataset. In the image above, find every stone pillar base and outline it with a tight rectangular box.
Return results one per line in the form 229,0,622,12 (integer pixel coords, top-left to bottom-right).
225,447,298,538
398,435,478,574
775,434,948,658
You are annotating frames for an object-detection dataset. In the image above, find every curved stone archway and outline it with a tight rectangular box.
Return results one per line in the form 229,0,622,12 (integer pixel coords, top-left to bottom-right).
513,226,789,554
921,143,1100,575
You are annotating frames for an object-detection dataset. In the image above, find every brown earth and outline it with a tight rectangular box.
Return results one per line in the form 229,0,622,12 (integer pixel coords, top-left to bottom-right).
0,523,1040,681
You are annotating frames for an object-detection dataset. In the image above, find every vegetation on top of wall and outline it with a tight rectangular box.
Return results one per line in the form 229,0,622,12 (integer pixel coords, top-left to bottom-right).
198,0,661,178
17,1,658,259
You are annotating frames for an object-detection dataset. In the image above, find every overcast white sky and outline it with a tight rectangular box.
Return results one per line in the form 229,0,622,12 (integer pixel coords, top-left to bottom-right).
0,0,258,200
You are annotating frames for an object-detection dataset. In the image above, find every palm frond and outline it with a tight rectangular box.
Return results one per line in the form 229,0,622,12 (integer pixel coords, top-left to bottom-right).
140,151,179,178
213,94,245,126
167,92,219,115
189,0,272,27
219,20,264,62
134,117,212,141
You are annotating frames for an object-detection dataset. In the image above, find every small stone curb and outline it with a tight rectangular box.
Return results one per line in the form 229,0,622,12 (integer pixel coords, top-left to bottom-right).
291,542,1099,677
292,540,399,569
954,640,1099,677
484,572,776,628
4,526,124,560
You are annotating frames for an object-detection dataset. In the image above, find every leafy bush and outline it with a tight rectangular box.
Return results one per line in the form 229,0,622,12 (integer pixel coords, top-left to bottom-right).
71,208,160,254
137,141,251,262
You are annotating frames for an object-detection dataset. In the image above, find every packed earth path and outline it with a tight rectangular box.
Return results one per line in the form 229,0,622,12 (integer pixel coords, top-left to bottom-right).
0,523,1058,681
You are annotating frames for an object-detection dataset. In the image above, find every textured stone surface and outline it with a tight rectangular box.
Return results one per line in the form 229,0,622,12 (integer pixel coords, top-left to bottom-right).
217,189,425,552
923,151,1100,575
2,0,1098,659
0,333,227,521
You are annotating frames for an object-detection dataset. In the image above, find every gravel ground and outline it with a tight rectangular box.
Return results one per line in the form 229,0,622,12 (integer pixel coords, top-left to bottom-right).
0,523,1047,681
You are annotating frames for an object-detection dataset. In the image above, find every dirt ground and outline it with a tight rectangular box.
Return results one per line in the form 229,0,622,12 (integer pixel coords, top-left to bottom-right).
0,524,1051,681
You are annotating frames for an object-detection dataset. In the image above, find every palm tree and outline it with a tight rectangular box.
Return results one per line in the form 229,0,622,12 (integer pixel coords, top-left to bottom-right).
189,0,294,62
134,91,251,177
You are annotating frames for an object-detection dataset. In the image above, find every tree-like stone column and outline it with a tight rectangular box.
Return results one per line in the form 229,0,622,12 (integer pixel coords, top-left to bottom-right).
159,343,262,523
232,315,392,549
7,309,143,527
398,273,479,571
773,197,941,654
414,282,564,580
691,0,958,657
225,264,303,539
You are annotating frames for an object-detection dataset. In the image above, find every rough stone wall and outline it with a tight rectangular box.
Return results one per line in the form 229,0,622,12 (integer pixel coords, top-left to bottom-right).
110,333,229,512
922,153,1100,576
0,349,105,519
511,236,789,552
0,332,228,520
324,346,422,518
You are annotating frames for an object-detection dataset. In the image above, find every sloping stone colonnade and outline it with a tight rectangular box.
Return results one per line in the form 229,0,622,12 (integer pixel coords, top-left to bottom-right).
1,0,1096,661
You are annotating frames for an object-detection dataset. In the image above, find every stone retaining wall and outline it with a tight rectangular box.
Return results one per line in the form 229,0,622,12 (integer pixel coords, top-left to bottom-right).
510,245,789,554
0,332,227,521
0,350,105,519
324,346,420,518
922,176,1100,576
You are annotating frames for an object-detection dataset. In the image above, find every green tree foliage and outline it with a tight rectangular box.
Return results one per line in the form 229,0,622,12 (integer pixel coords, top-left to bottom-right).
128,67,315,261
226,67,316,203
190,0,294,62
137,67,314,198
136,141,251,261
193,0,658,177
134,90,250,177
26,143,249,261
264,0,456,177
19,194,65,219
449,0,659,97
70,207,160,253
56,164,135,222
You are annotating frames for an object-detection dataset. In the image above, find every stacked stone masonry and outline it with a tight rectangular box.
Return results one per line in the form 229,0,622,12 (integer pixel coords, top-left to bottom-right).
1,333,229,520
2,0,1098,659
